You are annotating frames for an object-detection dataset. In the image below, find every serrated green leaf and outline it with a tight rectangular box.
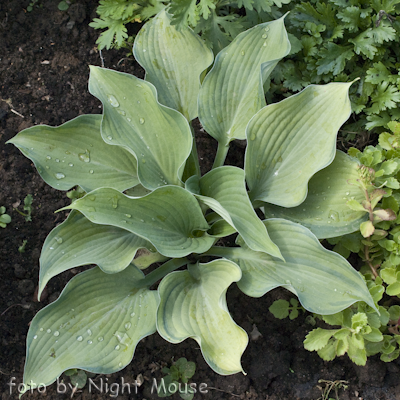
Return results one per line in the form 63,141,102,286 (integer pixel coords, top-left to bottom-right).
157,259,248,375
231,219,377,314
39,211,153,299
63,187,214,258
304,328,337,351
23,265,158,391
198,16,290,145
88,66,192,189
6,115,139,192
263,151,368,238
347,334,367,365
134,10,213,121
317,339,337,361
246,83,353,207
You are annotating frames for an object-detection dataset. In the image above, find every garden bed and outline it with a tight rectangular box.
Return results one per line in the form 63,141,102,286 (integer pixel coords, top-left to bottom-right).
1,1,399,399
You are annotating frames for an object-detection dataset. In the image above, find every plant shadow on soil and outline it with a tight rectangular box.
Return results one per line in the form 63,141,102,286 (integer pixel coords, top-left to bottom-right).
1,1,400,399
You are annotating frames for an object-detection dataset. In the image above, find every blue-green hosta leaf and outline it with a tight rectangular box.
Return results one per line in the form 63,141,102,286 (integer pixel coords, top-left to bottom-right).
197,166,282,259
229,219,377,314
198,16,290,145
39,211,153,299
88,66,192,189
245,83,353,207
23,265,158,392
157,260,248,375
62,187,214,258
134,10,213,121
6,115,139,192
263,151,368,238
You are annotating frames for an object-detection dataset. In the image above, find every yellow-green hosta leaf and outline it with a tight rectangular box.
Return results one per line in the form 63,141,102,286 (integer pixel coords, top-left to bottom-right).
6,115,139,192
39,211,153,299
23,265,158,392
157,260,248,375
245,83,353,207
198,16,290,145
134,10,213,121
230,219,377,314
62,187,214,258
197,166,282,259
263,151,368,239
88,66,192,189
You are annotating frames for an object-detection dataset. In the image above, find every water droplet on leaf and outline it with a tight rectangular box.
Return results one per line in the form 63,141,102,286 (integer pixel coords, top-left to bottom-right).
139,118,145,124
78,149,90,163
107,94,119,107
76,336,83,342
55,172,65,180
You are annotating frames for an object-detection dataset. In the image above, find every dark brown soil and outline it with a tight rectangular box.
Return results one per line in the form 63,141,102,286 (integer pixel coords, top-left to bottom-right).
1,1,400,400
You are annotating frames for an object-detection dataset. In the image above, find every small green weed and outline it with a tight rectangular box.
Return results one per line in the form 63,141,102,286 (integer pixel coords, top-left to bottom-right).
14,194,33,222
0,207,11,228
18,240,28,253
157,358,196,400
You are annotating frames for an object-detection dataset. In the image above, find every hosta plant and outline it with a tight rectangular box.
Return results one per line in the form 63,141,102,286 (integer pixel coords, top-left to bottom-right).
9,10,378,393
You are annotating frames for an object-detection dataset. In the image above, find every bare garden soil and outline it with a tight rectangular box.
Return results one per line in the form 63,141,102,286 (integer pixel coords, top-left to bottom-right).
1,1,400,399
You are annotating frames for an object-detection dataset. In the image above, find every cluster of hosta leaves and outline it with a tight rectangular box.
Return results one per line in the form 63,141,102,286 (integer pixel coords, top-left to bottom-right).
275,122,400,365
90,0,400,135
89,0,294,52
266,0,400,133
8,10,378,393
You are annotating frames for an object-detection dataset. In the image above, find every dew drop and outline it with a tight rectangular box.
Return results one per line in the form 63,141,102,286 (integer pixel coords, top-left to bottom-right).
54,331,60,337
112,195,119,209
107,135,113,140
55,172,65,180
125,214,131,218
78,149,90,163
115,345,120,351
117,110,126,116
46,155,52,160
137,100,141,104
98,336,104,342
262,33,268,39
130,312,135,317
142,159,146,164
125,322,131,330
40,328,44,332
45,166,50,169
68,163,74,167
241,50,245,56
89,169,94,174
87,329,92,336
76,336,83,342
263,41,267,47
87,340,93,344
55,236,63,244
47,329,52,334
139,118,145,125
107,94,119,107
33,335,38,339
118,362,122,367
127,117,131,122
345,191,350,196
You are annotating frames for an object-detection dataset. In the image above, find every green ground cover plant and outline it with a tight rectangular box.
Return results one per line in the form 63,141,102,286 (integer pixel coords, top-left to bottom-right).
270,122,400,365
8,10,379,394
